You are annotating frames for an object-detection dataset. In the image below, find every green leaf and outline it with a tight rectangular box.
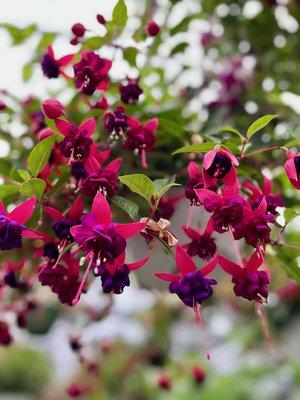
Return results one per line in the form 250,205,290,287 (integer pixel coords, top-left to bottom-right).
108,0,127,37
28,135,56,177
246,115,278,139
22,63,33,82
17,169,31,181
36,32,57,54
220,126,244,141
172,142,215,155
153,177,180,199
170,42,189,56
0,23,37,45
123,47,138,67
0,184,20,199
112,196,139,220
82,36,105,50
20,178,46,199
284,208,300,225
119,174,154,203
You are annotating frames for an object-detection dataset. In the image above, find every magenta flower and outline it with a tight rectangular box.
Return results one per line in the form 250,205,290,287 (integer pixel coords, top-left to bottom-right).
218,251,270,302
156,245,218,307
284,150,300,190
80,157,122,198
73,51,112,95
105,106,128,140
70,192,146,305
184,162,205,205
154,194,183,220
123,117,158,168
243,175,284,216
41,46,74,79
95,252,148,294
0,321,12,346
0,197,38,251
233,196,273,249
183,220,216,261
0,260,29,290
43,195,84,243
55,117,96,163
202,148,239,188
119,77,143,104
195,187,246,233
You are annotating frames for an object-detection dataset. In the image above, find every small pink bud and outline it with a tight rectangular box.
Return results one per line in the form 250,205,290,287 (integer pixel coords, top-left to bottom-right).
71,23,86,38
96,14,106,25
157,373,171,390
42,99,64,119
191,365,206,385
70,36,79,46
147,21,160,37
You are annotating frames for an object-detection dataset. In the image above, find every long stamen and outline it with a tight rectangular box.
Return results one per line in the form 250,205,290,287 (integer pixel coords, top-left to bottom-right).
255,300,272,350
141,149,147,169
193,303,211,361
72,254,94,306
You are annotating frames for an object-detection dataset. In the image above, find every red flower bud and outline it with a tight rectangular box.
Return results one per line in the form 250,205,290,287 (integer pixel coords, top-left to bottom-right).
147,21,160,37
0,100,6,111
157,373,171,390
191,365,206,385
42,99,64,119
96,14,106,25
70,37,79,46
71,23,86,38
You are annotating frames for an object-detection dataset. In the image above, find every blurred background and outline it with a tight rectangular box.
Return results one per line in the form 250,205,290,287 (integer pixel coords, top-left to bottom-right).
0,0,300,399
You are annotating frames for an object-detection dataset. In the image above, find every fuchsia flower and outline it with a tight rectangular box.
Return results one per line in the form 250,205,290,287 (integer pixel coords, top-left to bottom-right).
195,187,246,234
202,148,239,188
146,21,160,37
55,117,96,163
183,220,217,261
154,194,183,220
0,321,12,346
123,117,158,168
95,251,148,294
44,195,84,243
218,251,270,302
156,245,218,307
0,260,29,291
233,196,273,249
41,46,74,79
73,51,112,95
0,197,38,251
284,149,300,190
243,175,284,216
184,162,205,205
70,192,146,305
80,156,122,198
38,253,80,306
119,77,143,104
104,106,128,140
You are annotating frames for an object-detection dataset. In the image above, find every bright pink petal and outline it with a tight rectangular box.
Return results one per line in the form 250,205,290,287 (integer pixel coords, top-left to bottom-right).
203,149,218,170
115,222,146,239
9,196,36,224
285,159,298,181
79,118,96,136
202,170,218,190
243,181,261,196
67,196,84,219
218,255,241,276
221,149,239,166
155,272,181,282
91,191,112,226
106,158,122,173
22,230,41,239
247,250,264,271
114,252,126,266
47,46,54,58
262,176,272,195
183,226,200,240
175,245,196,275
128,117,140,129
222,167,238,187
43,205,63,220
194,188,220,204
57,53,74,66
187,161,200,179
256,196,267,215
200,256,218,276
55,119,73,136
144,118,158,133
70,225,80,239
84,156,100,174
128,256,149,271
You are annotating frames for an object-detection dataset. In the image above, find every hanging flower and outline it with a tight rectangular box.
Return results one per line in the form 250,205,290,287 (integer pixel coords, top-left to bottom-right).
183,220,217,261
156,245,218,307
41,46,74,79
185,162,205,205
284,149,300,190
119,77,143,104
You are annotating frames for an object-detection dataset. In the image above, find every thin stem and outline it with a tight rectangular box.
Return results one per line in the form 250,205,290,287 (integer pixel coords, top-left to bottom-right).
240,145,284,159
